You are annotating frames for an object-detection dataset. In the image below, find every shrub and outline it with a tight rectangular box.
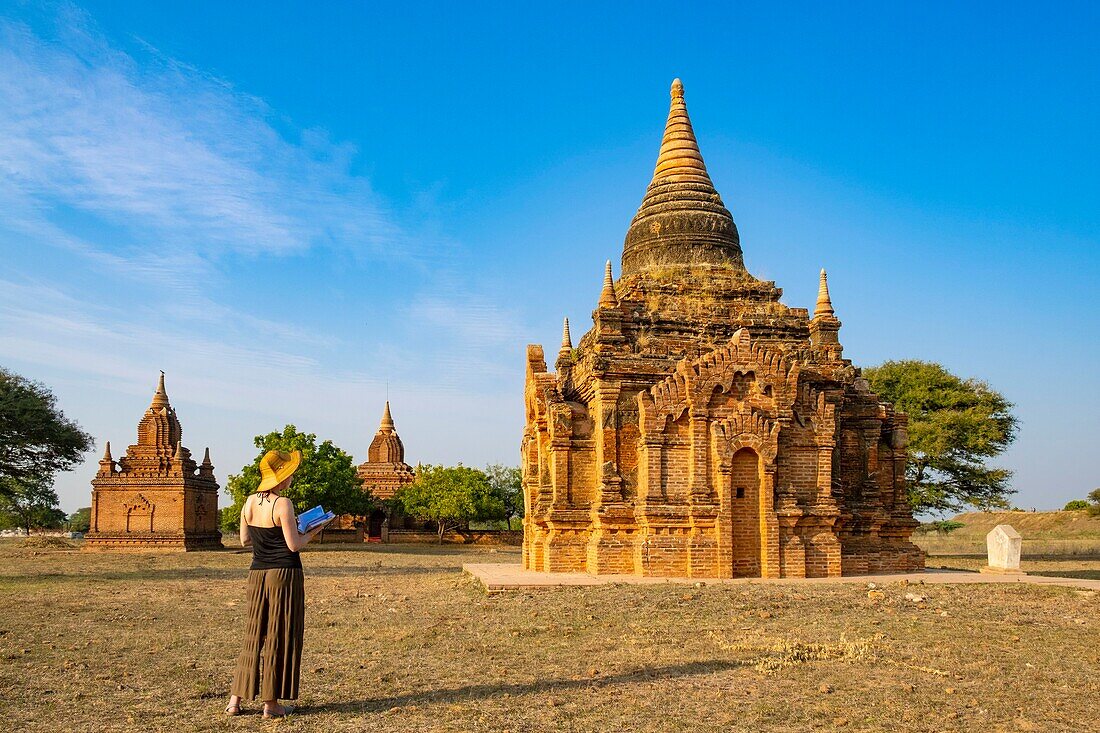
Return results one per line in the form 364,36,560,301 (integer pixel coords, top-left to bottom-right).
915,520,966,534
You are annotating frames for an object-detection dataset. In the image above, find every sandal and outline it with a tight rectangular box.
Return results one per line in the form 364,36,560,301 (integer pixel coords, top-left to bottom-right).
225,702,241,716
263,704,295,719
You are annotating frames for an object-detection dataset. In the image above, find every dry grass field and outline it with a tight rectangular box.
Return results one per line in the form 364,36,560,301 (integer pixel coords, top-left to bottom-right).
1,538,1099,733
914,510,1100,558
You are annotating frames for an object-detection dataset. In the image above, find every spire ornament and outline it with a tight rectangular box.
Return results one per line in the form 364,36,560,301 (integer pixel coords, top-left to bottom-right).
380,401,395,433
151,371,169,409
560,317,572,351
97,441,116,477
598,260,618,308
814,269,835,318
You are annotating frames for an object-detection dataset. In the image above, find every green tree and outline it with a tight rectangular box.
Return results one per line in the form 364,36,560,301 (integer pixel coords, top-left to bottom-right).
396,464,505,543
863,360,1019,514
0,368,93,496
0,477,66,535
1088,488,1100,517
484,464,522,529
68,507,92,533
221,425,372,534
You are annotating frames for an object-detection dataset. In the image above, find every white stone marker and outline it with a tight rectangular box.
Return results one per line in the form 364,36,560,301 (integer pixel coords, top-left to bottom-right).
980,524,1025,574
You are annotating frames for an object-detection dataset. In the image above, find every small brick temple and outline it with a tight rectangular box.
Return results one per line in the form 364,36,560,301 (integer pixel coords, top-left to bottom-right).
521,79,924,578
355,401,415,541
85,373,222,550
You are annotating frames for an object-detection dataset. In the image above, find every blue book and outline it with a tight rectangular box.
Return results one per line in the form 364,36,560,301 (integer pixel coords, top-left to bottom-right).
297,505,335,534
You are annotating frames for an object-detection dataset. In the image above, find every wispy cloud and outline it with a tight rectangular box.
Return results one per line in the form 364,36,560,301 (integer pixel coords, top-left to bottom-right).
0,7,403,286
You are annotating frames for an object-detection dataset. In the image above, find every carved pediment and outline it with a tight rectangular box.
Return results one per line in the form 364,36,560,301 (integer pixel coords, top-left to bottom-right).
125,494,153,513
643,328,799,424
712,408,780,463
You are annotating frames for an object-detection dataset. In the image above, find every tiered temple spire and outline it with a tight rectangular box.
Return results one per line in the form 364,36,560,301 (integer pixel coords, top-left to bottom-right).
622,78,744,276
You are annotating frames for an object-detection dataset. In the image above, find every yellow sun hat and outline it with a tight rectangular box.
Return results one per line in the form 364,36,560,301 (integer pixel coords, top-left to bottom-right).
256,449,302,492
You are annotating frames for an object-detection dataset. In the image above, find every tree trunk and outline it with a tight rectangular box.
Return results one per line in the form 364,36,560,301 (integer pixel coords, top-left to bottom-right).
437,522,446,545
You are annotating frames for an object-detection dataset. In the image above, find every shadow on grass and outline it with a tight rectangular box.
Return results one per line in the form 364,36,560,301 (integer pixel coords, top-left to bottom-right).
302,659,747,715
1029,570,1100,580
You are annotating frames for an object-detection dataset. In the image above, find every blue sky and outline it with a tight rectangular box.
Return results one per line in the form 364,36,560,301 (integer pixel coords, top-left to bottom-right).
1,1,1097,513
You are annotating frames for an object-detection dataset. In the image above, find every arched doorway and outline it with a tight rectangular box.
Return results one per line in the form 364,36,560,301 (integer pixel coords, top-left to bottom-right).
729,447,761,577
367,509,386,543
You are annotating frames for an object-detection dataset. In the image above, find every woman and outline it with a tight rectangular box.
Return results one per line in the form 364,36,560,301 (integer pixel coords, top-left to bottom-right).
225,449,331,719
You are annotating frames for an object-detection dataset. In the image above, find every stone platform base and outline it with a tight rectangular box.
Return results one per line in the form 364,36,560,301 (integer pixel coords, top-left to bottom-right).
979,566,1027,575
83,533,223,551
463,563,1100,593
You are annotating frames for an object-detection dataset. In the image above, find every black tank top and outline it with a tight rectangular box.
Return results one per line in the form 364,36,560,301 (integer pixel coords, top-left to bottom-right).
248,495,302,570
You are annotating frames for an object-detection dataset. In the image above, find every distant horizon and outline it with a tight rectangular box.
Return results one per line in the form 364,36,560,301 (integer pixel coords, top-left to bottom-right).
1,2,1097,514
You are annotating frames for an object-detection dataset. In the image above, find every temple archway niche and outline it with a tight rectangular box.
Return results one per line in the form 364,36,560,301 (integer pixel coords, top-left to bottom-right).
729,447,762,577
367,509,387,542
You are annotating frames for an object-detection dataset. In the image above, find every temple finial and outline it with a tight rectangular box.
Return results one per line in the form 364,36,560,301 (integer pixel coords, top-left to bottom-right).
103,441,113,462
652,77,710,183
173,441,184,460
560,317,572,350
598,260,618,308
814,268,835,318
380,401,395,432
151,371,169,408
201,447,212,466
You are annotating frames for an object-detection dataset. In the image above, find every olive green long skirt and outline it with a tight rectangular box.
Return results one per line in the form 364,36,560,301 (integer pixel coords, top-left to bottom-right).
230,568,305,701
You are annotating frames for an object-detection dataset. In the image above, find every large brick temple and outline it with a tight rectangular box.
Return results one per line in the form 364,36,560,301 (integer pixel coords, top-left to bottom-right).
521,79,924,578
85,373,222,550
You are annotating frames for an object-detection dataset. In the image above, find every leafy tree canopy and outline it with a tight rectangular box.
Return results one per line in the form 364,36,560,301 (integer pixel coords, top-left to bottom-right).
1083,489,1100,517
396,464,504,543
484,464,522,528
0,476,67,534
68,507,92,533
1064,499,1090,511
222,425,371,532
863,360,1018,515
0,367,93,494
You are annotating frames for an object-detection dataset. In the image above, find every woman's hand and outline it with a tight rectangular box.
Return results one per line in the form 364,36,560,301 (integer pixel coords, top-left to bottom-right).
276,499,332,552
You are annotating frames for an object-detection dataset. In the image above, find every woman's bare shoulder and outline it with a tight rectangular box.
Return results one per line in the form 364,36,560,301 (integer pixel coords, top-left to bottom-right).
273,495,296,525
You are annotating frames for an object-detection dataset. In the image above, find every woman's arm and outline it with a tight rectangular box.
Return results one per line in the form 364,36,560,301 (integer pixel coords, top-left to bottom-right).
276,497,326,553
238,499,251,547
